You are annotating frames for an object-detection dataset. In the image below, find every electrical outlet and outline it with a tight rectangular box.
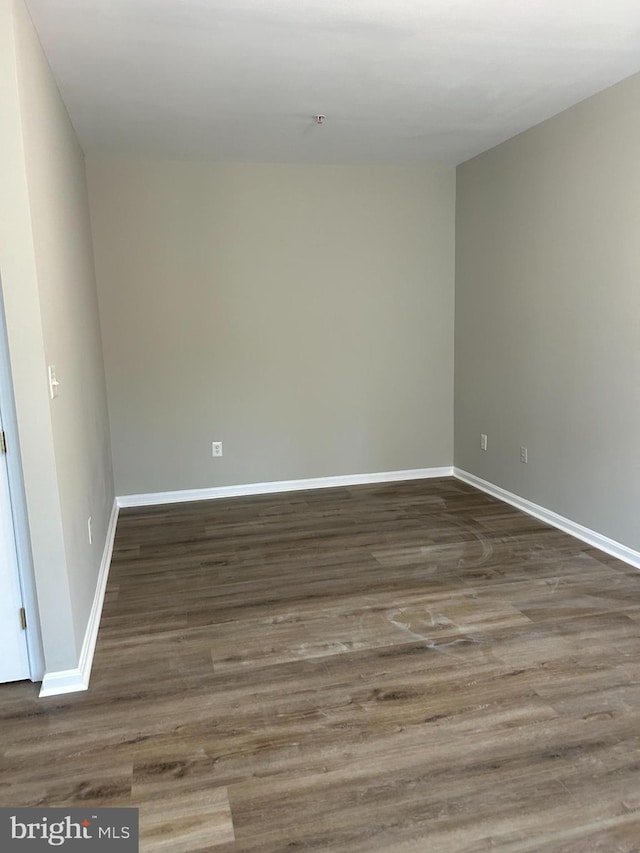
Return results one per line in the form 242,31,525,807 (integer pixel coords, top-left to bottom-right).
212,441,223,457
480,434,488,451
87,516,92,545
520,446,528,464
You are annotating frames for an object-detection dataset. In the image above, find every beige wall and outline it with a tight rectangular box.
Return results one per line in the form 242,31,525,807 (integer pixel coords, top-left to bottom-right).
455,72,640,552
87,160,455,496
0,0,114,672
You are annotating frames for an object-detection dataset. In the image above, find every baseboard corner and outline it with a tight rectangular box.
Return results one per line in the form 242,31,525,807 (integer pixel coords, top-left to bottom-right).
39,497,119,698
39,668,88,698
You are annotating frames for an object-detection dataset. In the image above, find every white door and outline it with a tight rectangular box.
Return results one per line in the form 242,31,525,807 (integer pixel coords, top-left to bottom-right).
0,402,30,683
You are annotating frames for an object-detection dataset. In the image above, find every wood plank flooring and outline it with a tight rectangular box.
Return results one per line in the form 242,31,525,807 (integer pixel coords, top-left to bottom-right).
1,478,640,851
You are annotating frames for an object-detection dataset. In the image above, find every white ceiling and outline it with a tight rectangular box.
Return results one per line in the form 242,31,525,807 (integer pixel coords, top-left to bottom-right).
25,0,640,165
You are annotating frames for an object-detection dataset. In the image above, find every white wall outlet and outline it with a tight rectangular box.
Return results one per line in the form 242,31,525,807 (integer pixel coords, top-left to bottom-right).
520,446,528,464
212,441,223,457
47,365,60,399
87,516,92,545
480,434,488,451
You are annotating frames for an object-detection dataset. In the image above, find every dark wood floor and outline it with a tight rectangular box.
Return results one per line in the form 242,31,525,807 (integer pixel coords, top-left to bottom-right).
1,478,640,851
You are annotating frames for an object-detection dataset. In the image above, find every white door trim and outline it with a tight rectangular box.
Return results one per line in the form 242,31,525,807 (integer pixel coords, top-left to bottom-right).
0,277,45,681
0,399,29,681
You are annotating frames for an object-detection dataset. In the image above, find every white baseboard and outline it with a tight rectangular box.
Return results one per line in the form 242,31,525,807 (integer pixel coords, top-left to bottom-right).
117,467,454,508
39,498,119,698
454,468,640,570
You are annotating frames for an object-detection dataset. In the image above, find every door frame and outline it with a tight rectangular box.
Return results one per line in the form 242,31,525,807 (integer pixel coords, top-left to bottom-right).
0,276,44,682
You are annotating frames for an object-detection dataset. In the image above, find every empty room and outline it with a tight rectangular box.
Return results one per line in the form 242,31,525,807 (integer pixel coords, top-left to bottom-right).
1,0,639,850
